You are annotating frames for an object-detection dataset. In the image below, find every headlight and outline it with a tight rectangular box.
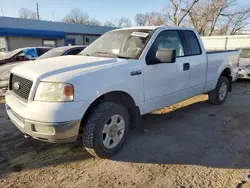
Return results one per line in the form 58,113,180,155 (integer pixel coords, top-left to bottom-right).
0,71,10,81
34,82,74,102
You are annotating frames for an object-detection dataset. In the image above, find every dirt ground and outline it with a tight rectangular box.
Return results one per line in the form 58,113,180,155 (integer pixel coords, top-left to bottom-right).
1,80,250,188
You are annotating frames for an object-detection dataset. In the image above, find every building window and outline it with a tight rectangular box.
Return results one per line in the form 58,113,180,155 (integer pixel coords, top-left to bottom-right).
0,37,7,53
66,39,75,46
43,40,56,47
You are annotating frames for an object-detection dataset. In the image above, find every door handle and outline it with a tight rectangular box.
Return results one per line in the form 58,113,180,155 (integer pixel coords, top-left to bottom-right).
131,70,142,76
183,63,190,71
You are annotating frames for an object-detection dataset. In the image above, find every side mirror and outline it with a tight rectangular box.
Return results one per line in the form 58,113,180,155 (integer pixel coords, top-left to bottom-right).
156,48,176,63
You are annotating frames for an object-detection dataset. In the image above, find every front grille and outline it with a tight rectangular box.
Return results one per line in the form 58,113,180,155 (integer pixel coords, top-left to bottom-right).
10,74,33,101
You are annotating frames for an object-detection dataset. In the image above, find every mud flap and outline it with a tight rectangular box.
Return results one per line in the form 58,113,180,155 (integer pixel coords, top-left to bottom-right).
131,106,144,132
229,76,233,92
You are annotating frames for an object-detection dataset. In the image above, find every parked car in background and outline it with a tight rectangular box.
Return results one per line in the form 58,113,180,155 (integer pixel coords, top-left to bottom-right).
36,45,87,60
237,48,250,79
0,47,52,65
0,45,87,95
6,26,240,158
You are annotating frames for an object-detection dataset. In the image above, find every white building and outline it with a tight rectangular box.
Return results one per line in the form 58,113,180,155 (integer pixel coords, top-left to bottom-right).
202,35,250,50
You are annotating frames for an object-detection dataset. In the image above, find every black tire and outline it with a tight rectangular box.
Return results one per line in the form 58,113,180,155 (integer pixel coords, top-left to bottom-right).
82,102,130,158
208,76,229,105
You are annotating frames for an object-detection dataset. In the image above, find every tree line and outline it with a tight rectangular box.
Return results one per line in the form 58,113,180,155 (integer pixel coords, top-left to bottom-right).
19,0,250,36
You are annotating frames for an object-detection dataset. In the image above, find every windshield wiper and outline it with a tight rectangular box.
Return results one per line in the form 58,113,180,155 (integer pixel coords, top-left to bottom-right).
117,55,132,59
92,52,131,59
80,53,90,56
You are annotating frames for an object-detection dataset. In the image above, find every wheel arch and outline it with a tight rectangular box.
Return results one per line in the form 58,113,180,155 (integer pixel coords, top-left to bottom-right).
80,91,142,131
220,67,232,91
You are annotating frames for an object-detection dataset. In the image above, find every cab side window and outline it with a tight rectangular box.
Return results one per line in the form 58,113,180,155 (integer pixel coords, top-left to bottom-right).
146,30,184,65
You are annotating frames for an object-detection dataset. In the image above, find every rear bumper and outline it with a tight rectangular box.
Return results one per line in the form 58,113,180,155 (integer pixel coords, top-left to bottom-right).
238,68,250,79
6,103,80,143
238,73,250,79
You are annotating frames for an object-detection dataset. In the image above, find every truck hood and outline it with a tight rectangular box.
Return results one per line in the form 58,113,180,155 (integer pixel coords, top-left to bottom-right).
11,55,127,82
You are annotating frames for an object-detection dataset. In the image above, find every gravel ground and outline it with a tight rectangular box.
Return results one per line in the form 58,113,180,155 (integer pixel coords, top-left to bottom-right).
1,81,250,188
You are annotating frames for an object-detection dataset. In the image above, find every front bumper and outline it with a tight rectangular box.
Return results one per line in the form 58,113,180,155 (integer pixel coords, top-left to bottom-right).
5,91,90,143
6,103,81,143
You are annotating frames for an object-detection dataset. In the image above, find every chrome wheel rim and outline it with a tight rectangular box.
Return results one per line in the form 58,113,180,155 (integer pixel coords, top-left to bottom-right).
219,82,227,100
102,114,125,149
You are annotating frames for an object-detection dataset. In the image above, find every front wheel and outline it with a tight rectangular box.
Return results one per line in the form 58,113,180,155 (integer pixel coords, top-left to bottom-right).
208,76,229,105
82,102,130,158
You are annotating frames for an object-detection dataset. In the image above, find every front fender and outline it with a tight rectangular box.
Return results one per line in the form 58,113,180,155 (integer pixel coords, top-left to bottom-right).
72,61,144,106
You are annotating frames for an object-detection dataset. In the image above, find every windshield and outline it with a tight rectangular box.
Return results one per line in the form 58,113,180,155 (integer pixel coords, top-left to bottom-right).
37,48,64,60
0,49,22,60
80,29,154,59
240,49,250,58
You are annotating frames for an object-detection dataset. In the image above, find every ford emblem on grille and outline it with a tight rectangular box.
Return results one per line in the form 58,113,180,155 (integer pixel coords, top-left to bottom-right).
13,82,21,90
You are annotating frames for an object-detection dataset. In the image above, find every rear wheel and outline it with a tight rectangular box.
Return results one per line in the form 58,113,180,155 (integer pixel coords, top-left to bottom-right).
208,76,229,105
82,102,130,158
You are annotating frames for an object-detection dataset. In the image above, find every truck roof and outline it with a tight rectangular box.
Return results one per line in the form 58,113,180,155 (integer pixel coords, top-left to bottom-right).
115,25,194,31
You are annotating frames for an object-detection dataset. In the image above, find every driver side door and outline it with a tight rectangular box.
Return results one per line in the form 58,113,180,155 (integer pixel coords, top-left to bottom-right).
142,30,190,114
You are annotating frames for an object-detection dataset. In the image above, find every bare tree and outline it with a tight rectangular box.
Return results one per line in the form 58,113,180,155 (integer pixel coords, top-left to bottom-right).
135,13,149,26
63,9,101,26
87,19,102,26
188,0,250,36
147,12,167,25
188,0,227,35
220,7,250,35
134,12,167,26
165,0,200,26
207,0,234,36
116,17,132,27
104,21,116,27
19,8,37,20
104,17,132,28
188,1,213,35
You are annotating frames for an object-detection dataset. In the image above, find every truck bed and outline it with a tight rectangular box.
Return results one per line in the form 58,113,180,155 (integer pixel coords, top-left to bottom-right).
206,50,239,54
204,50,240,93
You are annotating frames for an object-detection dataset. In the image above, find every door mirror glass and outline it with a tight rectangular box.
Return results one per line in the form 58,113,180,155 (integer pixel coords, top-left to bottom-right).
156,48,176,63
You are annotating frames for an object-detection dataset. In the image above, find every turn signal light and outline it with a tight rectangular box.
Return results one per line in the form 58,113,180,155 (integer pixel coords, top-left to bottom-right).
64,84,74,97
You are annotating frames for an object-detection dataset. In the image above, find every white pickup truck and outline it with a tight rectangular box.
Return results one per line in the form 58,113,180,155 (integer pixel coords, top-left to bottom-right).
5,26,240,158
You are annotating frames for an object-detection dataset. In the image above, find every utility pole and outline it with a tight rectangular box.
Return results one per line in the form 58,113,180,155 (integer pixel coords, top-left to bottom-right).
36,3,40,20
0,5,4,16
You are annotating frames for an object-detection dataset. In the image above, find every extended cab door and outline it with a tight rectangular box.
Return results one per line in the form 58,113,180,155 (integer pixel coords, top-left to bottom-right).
180,30,207,95
142,30,190,114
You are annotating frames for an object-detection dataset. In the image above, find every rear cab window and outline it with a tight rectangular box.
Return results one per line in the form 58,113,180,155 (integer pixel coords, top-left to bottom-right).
180,30,202,56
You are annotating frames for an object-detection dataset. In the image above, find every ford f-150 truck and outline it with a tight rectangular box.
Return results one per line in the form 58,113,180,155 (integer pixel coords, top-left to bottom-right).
5,26,240,158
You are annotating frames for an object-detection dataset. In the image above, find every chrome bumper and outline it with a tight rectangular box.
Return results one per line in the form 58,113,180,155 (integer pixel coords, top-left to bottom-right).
238,68,250,79
6,104,81,143
238,73,250,79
